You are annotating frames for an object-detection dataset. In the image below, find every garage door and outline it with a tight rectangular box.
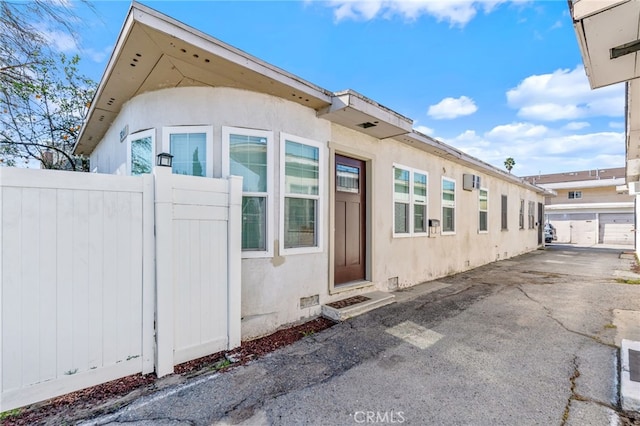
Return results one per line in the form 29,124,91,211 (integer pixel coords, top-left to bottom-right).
599,213,634,245
571,220,597,245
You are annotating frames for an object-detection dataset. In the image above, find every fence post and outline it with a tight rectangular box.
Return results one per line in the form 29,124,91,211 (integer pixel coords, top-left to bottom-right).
154,166,174,377
227,176,242,349
141,173,156,374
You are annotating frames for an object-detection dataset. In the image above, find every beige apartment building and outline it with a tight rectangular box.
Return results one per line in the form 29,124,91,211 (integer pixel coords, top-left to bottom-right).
524,168,634,245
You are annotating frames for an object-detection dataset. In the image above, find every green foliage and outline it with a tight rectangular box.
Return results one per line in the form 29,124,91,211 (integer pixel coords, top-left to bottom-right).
0,53,96,170
212,358,231,371
504,157,515,173
0,408,22,420
615,278,640,285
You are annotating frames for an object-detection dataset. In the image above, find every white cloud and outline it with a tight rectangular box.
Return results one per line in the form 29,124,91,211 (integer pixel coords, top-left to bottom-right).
506,66,624,121
485,122,548,140
609,121,625,129
82,45,113,63
442,124,624,175
413,125,435,135
427,96,478,120
564,121,590,130
38,29,77,53
327,0,507,26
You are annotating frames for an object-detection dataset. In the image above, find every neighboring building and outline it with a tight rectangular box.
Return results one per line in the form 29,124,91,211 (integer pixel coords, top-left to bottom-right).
570,1,640,255
75,3,547,339
523,168,634,246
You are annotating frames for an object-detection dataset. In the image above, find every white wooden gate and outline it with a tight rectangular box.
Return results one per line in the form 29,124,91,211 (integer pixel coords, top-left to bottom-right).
0,167,241,411
154,168,242,376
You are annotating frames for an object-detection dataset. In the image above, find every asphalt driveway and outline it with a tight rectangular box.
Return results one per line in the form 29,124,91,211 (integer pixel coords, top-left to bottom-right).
85,245,640,426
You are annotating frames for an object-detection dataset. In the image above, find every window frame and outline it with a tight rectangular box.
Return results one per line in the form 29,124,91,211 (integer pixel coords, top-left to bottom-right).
392,164,428,237
126,129,155,176
478,188,488,233
528,201,535,229
501,195,508,231
568,191,582,199
222,126,274,258
441,177,456,235
519,199,525,230
161,125,214,177
279,132,324,255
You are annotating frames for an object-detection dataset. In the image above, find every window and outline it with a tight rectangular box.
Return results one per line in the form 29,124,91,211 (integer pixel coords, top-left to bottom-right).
519,199,525,230
127,129,155,175
479,188,488,233
528,201,535,229
162,126,213,177
280,133,324,254
568,191,582,199
394,167,409,234
501,195,508,230
414,172,428,233
393,165,428,236
442,177,456,234
222,127,273,256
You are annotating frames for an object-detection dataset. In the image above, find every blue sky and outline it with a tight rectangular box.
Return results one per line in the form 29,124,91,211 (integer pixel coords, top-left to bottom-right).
56,0,625,176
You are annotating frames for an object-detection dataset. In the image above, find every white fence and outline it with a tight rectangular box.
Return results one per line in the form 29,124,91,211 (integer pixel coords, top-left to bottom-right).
0,167,241,411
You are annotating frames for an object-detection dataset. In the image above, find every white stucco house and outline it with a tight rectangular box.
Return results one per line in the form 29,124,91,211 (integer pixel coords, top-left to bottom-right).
77,2,547,340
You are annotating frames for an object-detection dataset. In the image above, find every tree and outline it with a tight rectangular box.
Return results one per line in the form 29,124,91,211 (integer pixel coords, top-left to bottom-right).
0,0,96,170
0,54,95,170
1,1,91,86
504,157,515,173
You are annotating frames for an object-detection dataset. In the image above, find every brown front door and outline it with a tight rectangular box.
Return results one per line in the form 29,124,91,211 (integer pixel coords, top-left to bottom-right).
334,155,366,285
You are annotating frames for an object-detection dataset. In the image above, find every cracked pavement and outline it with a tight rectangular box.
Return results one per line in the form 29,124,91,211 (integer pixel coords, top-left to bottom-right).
84,245,640,425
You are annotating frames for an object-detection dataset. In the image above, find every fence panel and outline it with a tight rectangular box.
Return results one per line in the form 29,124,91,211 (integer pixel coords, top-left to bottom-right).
0,168,151,412
170,174,235,364
1,167,240,409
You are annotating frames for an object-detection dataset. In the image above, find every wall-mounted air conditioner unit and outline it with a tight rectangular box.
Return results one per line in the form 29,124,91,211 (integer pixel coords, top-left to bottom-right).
629,181,640,195
463,174,481,191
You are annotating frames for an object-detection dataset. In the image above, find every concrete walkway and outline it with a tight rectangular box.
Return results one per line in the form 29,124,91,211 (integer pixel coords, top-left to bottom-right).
83,245,640,425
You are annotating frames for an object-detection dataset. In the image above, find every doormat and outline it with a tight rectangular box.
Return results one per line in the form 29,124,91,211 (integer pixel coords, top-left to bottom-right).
326,295,370,309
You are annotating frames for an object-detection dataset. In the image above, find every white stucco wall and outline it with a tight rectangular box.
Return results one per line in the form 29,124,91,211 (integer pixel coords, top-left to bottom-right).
90,86,544,340
91,87,331,339
330,124,542,289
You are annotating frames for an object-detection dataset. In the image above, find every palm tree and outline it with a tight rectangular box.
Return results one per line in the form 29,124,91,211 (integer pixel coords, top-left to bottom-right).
504,157,515,173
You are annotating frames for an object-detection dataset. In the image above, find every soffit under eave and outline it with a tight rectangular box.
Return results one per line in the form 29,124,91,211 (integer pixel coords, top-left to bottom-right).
76,12,334,155
573,0,640,89
75,20,164,155
318,92,413,139
137,22,332,109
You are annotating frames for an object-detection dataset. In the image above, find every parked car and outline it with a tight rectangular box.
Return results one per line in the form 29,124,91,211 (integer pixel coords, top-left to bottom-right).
544,223,557,243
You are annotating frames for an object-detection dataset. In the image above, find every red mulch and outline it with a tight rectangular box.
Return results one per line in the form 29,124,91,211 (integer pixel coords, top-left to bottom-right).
325,295,370,309
2,316,335,425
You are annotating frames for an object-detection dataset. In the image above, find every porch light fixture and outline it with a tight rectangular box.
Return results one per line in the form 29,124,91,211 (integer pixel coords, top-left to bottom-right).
157,152,173,167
